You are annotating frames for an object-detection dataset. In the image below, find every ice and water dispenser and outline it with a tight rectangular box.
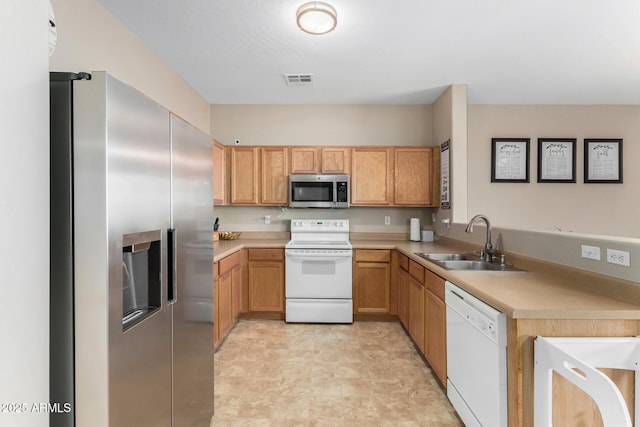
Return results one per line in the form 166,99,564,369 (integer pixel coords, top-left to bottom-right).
122,230,162,331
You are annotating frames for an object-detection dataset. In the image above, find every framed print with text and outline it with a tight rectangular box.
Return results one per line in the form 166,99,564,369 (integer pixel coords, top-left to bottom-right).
537,138,576,183
440,139,451,209
491,138,530,182
584,138,623,183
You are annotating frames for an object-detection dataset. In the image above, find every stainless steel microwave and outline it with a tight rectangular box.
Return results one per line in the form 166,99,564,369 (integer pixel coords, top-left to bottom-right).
289,174,350,208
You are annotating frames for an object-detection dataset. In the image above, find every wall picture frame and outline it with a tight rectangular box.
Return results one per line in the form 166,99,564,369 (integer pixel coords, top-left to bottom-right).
537,138,576,183
491,138,530,183
584,138,623,183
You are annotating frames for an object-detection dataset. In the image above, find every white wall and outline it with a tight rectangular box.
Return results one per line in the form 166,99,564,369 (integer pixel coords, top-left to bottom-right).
467,105,640,239
432,85,468,225
50,0,211,134
0,1,50,426
432,104,640,283
211,104,433,146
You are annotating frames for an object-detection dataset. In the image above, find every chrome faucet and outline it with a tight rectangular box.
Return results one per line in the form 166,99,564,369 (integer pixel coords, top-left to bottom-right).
465,214,494,262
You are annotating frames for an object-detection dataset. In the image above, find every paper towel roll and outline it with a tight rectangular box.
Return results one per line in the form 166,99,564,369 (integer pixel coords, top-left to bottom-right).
410,218,421,241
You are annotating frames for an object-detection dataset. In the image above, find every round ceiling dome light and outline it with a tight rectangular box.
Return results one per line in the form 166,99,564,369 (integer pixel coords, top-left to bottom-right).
296,2,337,35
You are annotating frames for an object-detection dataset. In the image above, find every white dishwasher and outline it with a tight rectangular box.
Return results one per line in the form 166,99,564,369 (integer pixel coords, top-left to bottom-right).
445,281,507,427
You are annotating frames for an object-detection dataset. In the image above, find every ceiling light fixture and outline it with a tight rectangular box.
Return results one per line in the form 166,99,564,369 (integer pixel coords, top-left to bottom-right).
296,2,337,35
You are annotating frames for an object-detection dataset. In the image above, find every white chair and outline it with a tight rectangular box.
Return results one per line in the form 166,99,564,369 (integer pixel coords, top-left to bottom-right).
534,336,640,427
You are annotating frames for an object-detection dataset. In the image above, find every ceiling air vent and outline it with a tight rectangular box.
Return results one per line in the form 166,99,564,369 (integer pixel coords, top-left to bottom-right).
284,73,314,86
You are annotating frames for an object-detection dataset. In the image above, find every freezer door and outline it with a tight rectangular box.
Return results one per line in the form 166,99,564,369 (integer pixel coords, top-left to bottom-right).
73,72,172,427
170,114,215,425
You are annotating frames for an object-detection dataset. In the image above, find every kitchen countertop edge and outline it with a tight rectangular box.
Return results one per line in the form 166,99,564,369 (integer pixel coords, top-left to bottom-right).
213,238,640,320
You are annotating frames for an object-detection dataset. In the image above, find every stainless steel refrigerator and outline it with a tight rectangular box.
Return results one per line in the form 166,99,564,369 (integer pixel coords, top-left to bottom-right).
50,71,214,427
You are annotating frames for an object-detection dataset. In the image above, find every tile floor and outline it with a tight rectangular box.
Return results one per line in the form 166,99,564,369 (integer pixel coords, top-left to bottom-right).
210,320,463,426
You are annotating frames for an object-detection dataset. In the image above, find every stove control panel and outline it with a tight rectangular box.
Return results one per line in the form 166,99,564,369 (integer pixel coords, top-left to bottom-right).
290,219,349,232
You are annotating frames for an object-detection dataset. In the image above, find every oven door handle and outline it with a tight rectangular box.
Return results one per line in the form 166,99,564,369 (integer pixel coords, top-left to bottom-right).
285,250,352,259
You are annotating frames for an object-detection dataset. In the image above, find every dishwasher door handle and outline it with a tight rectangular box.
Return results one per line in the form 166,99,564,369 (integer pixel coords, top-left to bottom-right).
449,290,465,301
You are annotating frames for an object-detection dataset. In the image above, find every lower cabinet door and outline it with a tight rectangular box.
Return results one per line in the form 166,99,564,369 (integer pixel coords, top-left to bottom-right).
248,261,284,312
426,289,446,384
217,270,233,340
409,277,425,354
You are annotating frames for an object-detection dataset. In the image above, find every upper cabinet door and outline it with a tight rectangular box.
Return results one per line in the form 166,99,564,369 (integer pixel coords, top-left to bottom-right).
230,147,259,204
213,141,226,205
321,147,351,174
290,147,319,174
394,147,439,207
351,147,393,205
260,147,288,205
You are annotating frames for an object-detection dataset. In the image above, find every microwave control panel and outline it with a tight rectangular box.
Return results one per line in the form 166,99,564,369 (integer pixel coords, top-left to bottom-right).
336,182,348,202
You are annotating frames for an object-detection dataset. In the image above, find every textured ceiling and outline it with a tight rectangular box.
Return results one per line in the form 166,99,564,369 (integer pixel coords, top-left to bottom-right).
97,0,640,105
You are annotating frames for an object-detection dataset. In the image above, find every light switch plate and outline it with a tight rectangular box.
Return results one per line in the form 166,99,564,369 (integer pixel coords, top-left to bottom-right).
607,249,630,267
581,245,601,260
264,215,271,224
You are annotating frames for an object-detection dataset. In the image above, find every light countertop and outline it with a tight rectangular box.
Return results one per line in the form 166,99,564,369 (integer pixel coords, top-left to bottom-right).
214,237,640,320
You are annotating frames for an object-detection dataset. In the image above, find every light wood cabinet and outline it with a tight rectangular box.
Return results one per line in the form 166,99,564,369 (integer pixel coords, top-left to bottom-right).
424,269,446,385
321,147,351,174
290,147,319,173
351,147,393,205
231,263,242,323
230,147,259,204
248,249,284,312
354,250,392,314
215,251,244,346
394,147,439,206
213,141,226,205
217,270,233,341
397,253,409,329
260,147,288,204
408,260,425,354
222,144,439,207
229,146,288,205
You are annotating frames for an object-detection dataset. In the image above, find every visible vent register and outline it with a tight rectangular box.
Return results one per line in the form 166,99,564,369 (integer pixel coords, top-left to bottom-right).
284,73,314,86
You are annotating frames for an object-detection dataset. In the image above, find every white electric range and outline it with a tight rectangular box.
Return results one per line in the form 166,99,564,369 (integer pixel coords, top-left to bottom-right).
285,219,353,323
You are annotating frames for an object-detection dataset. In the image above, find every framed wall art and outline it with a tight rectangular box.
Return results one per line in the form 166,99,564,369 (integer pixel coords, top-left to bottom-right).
491,138,530,183
584,138,623,183
440,139,451,209
537,138,576,183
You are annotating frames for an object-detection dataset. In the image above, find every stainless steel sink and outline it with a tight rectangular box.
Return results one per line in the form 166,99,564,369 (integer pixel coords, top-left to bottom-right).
414,253,525,272
416,253,480,262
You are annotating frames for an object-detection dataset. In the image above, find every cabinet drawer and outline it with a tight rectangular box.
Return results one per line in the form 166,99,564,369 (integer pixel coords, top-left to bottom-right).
425,269,445,302
409,260,425,284
219,250,242,274
248,248,284,261
398,253,409,271
355,249,391,263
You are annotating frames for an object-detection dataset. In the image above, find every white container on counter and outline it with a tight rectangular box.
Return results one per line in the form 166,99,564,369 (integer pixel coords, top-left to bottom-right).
421,230,435,242
410,218,421,241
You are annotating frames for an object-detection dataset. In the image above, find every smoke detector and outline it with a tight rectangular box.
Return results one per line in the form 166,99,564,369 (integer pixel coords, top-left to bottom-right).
284,74,314,86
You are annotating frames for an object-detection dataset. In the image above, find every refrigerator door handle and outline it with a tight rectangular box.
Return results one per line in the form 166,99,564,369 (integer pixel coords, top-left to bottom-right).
167,228,177,304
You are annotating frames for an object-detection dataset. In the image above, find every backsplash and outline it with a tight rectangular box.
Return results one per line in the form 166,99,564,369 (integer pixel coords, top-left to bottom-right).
437,221,640,284
213,206,435,234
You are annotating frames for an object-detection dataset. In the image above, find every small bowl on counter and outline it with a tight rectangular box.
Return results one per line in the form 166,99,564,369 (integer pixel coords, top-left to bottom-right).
218,231,241,240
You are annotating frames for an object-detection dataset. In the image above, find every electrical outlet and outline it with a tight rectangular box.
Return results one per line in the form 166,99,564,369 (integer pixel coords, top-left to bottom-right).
581,245,601,261
264,215,271,224
384,216,391,225
606,249,630,267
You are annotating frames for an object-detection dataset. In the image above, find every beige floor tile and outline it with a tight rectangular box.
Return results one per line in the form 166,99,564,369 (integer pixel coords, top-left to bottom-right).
210,319,463,426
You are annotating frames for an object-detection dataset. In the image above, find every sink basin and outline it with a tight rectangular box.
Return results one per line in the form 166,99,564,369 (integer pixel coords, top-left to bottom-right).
416,253,480,262
414,253,525,272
